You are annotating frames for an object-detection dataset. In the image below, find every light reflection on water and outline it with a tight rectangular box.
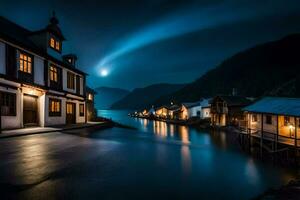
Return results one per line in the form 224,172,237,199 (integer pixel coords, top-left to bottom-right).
97,110,298,199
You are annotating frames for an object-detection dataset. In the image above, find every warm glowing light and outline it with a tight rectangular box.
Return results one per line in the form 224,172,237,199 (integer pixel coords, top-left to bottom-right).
100,69,108,77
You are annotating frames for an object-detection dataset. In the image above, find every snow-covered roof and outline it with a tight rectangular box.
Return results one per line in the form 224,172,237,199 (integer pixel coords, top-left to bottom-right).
200,98,211,108
243,97,300,117
182,102,200,109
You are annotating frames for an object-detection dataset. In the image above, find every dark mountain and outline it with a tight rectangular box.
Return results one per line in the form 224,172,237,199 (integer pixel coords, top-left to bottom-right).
155,34,300,105
110,83,185,110
94,87,130,109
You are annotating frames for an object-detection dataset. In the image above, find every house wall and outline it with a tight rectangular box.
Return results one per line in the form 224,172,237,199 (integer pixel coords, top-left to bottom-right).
262,114,277,133
0,86,22,129
44,95,66,126
181,107,188,120
34,56,45,86
62,68,84,95
0,42,6,75
66,98,86,123
188,105,201,118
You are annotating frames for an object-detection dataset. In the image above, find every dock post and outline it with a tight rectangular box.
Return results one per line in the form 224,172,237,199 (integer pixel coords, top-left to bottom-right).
260,114,264,158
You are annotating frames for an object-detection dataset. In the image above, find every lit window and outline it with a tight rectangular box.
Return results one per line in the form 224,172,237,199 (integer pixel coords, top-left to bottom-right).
67,72,75,89
50,38,55,48
66,103,74,114
252,114,258,122
49,98,61,116
19,53,32,74
49,37,61,51
55,41,60,51
284,116,290,126
79,104,84,116
88,93,93,101
50,65,58,82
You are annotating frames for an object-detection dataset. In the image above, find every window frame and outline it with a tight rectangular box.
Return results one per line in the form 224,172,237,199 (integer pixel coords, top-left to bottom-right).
265,115,272,125
79,104,84,116
49,65,58,82
49,98,61,117
67,72,75,89
252,114,258,122
0,92,16,116
284,116,290,126
49,36,61,52
19,51,33,74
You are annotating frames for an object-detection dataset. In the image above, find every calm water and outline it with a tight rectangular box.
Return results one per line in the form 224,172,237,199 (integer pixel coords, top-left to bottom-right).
98,110,298,199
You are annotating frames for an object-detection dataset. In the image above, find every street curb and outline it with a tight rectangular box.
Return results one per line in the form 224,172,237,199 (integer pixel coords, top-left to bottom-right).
0,123,113,139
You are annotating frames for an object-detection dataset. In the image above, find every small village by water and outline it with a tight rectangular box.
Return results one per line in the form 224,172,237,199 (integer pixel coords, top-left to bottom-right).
99,109,299,199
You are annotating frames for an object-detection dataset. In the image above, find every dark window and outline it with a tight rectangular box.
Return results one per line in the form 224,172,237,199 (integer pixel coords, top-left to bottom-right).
252,114,258,122
67,72,75,89
284,116,290,126
266,115,272,125
49,98,61,116
19,52,32,74
0,92,16,116
79,104,84,116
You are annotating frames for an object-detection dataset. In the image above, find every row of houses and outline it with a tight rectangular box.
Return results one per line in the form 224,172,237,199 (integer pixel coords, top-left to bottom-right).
138,95,253,126
137,96,300,147
0,15,96,130
139,98,211,121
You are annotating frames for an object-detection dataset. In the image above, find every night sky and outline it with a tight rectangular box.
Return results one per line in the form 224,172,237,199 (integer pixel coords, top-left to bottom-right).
1,0,300,90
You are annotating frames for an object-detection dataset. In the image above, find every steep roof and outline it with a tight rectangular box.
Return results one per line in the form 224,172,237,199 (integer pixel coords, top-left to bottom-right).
182,102,200,109
0,16,86,75
168,105,180,111
200,98,211,108
243,97,300,117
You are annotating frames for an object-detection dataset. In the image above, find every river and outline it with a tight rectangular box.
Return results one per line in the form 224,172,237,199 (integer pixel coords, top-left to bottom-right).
97,109,298,199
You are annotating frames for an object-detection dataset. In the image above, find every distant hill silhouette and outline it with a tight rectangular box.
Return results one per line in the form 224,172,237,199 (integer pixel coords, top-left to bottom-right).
155,34,300,105
94,87,130,109
110,83,185,110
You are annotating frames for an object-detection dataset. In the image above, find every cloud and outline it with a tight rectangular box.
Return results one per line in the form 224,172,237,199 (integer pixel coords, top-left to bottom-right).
98,0,300,69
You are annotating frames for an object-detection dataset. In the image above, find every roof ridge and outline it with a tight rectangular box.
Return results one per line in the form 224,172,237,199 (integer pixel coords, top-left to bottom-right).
0,16,32,33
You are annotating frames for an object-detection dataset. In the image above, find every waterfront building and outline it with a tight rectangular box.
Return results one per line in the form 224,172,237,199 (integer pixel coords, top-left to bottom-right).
86,87,96,121
199,98,211,119
155,105,169,118
211,95,252,126
242,97,300,147
0,14,87,129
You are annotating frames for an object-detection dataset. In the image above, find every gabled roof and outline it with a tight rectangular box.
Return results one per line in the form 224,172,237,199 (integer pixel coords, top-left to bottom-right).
200,98,211,108
155,105,169,111
182,102,200,109
168,105,181,111
0,16,86,75
216,95,252,106
243,97,300,117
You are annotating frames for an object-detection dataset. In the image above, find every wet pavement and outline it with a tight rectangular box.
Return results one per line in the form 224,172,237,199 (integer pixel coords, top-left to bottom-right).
0,111,298,199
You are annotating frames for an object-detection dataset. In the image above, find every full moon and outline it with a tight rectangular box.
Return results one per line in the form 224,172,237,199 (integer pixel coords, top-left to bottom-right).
100,69,108,77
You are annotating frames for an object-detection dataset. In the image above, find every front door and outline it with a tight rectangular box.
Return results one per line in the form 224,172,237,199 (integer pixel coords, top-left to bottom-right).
23,95,38,126
66,102,76,124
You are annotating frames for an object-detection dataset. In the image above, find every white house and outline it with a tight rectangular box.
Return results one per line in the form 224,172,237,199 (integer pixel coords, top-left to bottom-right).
200,98,211,119
181,102,201,119
0,14,87,130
